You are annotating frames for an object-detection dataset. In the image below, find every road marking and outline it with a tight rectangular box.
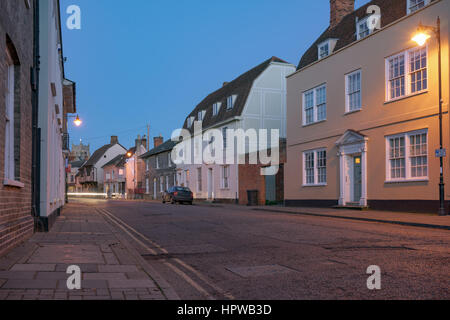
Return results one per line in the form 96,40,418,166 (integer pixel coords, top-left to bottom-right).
163,261,215,300
173,258,235,300
98,206,233,299
99,208,168,254
97,208,157,255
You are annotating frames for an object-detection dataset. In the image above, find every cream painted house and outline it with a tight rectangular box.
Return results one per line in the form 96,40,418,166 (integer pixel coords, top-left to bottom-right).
285,0,449,212
177,57,295,202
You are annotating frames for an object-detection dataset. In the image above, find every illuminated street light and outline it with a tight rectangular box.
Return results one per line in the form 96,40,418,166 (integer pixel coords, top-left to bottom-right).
412,17,446,216
412,30,431,46
74,115,82,127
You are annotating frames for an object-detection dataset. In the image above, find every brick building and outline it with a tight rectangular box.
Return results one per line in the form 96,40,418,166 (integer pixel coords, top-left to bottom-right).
238,139,286,206
0,0,35,255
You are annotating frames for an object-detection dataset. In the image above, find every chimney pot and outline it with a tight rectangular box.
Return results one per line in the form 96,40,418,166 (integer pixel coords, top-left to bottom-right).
111,136,118,145
330,0,354,29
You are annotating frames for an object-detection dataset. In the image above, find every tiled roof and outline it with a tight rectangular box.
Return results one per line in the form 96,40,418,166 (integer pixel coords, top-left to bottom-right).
102,154,126,168
140,140,176,159
82,144,113,167
70,160,85,168
297,0,436,70
183,57,291,132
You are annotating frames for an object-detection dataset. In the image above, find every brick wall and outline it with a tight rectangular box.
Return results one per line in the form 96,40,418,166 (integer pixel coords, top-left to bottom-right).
0,0,35,256
238,141,287,206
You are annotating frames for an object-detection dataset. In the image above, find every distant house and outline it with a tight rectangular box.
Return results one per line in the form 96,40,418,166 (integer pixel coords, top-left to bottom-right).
124,135,148,199
178,57,295,203
102,154,126,198
140,137,177,200
77,136,127,193
68,159,85,193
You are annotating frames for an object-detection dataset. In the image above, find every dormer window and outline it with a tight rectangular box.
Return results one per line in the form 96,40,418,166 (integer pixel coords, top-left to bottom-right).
213,102,221,116
407,0,429,14
198,110,205,121
187,116,195,127
317,39,338,60
318,42,329,59
356,17,371,40
227,96,236,110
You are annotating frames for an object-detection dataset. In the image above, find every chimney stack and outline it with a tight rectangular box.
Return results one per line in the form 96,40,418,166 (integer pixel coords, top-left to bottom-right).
330,0,354,29
154,136,163,148
110,136,118,145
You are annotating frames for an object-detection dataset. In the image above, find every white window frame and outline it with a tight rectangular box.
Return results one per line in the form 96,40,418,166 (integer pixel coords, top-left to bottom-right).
146,178,149,194
302,84,327,126
385,46,428,102
4,50,15,182
318,41,330,59
167,152,171,166
221,165,230,189
303,149,327,186
356,17,371,40
198,110,205,121
345,69,362,113
213,102,221,116
187,116,195,127
407,0,429,14
166,176,169,191
155,156,159,169
317,39,337,60
226,96,235,110
385,129,429,183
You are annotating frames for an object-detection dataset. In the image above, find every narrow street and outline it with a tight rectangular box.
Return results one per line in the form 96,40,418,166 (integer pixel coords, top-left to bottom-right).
88,199,450,300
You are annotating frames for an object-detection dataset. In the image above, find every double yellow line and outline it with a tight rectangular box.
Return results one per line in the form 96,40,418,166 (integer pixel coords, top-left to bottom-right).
97,207,234,300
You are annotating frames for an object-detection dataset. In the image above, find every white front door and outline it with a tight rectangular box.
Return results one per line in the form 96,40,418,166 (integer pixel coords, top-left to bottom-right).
337,130,368,207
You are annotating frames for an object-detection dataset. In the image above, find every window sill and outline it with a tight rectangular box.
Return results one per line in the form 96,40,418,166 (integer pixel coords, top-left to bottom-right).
344,109,362,116
385,178,429,184
302,183,327,188
302,120,326,128
384,90,428,105
3,179,25,188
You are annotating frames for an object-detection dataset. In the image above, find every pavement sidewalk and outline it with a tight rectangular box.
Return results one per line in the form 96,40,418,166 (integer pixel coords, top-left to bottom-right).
0,203,179,300
252,206,450,230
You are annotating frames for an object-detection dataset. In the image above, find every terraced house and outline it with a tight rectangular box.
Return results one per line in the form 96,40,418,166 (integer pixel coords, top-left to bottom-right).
285,0,449,213
178,57,295,203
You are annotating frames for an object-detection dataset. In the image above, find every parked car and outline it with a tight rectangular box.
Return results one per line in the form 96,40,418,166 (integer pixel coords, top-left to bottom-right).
163,186,193,205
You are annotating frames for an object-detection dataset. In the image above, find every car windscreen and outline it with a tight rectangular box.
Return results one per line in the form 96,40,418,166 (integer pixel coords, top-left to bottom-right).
175,187,191,192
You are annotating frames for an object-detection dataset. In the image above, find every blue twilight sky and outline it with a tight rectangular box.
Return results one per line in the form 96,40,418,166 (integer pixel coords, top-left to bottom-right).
61,0,370,152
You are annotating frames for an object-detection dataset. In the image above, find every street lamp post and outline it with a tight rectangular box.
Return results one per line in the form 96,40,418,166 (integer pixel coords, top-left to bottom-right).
412,17,446,216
